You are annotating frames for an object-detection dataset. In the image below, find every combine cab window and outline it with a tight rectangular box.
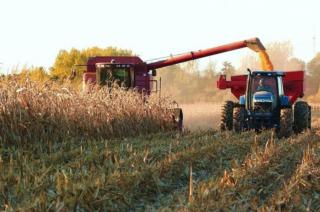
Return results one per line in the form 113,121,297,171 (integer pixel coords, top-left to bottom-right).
113,68,130,87
97,65,131,87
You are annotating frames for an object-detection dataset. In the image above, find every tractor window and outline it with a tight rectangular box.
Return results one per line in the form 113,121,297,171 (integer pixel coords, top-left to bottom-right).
252,76,277,95
277,76,284,96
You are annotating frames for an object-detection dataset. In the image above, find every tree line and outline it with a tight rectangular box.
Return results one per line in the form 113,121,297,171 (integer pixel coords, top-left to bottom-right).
8,47,132,86
4,41,320,103
158,41,320,103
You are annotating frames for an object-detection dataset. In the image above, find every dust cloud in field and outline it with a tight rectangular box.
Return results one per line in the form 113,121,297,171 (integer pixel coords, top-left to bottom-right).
312,110,320,128
181,103,221,131
181,103,320,131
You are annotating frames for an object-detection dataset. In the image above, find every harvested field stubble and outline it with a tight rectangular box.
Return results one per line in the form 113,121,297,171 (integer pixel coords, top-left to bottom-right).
181,131,320,211
0,78,175,144
3,128,320,211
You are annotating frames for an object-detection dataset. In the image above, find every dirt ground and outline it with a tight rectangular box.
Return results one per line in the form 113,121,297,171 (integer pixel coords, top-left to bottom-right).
181,103,320,131
181,103,221,131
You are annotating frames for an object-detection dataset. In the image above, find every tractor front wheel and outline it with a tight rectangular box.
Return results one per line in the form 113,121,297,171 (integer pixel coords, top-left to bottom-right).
277,108,293,138
233,107,246,132
293,101,311,133
220,101,234,131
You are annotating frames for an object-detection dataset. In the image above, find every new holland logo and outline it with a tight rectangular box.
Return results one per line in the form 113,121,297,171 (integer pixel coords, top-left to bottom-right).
253,96,273,103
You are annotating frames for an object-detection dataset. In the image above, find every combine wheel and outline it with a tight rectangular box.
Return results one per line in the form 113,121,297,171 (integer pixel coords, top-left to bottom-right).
293,101,310,133
277,108,293,138
220,101,234,131
171,108,183,131
308,105,311,129
233,107,246,132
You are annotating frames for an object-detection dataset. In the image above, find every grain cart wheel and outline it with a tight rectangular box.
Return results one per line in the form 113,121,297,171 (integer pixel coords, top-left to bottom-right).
293,101,310,133
277,108,293,138
220,101,234,131
233,107,246,132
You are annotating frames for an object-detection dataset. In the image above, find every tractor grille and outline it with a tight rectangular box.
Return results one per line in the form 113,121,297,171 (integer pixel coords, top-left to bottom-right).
254,102,272,113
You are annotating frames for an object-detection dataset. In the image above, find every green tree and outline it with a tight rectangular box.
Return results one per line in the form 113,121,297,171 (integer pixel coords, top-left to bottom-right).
306,53,320,95
29,66,50,81
221,61,235,76
50,47,133,83
203,60,217,79
180,60,199,77
267,41,293,70
14,66,50,82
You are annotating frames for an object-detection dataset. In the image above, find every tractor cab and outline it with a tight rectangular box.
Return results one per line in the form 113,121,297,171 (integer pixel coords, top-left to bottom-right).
246,71,285,114
239,71,288,130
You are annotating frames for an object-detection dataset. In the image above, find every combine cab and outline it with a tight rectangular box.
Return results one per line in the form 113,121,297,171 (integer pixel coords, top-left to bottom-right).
217,70,311,137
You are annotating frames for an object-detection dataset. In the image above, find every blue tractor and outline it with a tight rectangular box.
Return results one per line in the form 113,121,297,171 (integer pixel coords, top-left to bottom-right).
217,70,311,137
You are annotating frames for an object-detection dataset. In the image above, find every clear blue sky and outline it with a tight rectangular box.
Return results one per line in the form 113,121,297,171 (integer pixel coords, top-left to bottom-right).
0,0,319,72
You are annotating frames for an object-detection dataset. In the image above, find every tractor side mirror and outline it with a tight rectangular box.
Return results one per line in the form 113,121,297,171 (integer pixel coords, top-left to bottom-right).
148,70,157,76
152,69,157,76
247,68,252,76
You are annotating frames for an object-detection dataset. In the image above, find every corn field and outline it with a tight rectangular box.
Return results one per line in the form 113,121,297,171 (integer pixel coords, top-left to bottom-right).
0,78,175,145
0,78,320,210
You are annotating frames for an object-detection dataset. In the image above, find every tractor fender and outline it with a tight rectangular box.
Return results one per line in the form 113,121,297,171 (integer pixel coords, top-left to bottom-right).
280,95,290,107
239,95,246,106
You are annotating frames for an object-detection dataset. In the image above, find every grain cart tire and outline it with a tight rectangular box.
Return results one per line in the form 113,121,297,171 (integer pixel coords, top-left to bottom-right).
293,101,310,133
277,108,293,138
220,101,234,131
233,107,246,133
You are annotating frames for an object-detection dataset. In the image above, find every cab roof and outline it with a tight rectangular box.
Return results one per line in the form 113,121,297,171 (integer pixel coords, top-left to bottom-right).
252,71,285,76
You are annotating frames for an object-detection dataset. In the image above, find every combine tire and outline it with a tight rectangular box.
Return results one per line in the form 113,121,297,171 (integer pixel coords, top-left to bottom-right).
171,108,183,131
308,105,311,129
177,109,183,131
220,101,234,131
293,101,310,133
277,108,293,138
233,107,246,132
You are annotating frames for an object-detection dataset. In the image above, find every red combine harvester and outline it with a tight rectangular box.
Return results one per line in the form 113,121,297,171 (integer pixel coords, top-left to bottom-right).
83,38,265,92
217,69,310,137
81,38,265,129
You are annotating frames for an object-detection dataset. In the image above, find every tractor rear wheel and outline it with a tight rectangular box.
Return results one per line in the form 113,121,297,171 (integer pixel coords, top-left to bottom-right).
308,105,311,129
220,101,234,131
293,101,310,133
233,107,246,132
277,108,293,138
